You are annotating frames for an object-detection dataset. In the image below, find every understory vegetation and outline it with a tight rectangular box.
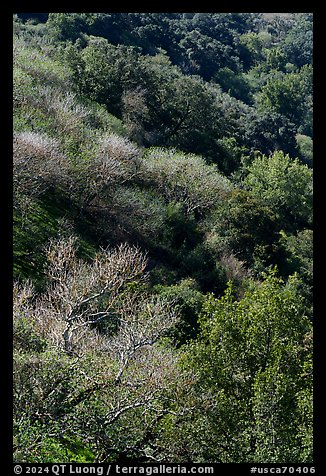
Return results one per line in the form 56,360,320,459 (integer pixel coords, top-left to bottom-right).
13,12,313,463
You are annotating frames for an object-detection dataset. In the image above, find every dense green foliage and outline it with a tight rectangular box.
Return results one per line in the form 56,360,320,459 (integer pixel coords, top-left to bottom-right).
13,12,313,464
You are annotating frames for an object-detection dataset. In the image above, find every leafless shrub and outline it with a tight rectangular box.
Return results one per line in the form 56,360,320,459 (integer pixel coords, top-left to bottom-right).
20,85,90,138
100,132,139,160
13,281,49,348
141,147,233,215
97,132,140,175
13,38,70,88
219,252,251,283
13,280,34,321
13,131,67,200
13,131,62,163
81,133,141,206
47,90,90,136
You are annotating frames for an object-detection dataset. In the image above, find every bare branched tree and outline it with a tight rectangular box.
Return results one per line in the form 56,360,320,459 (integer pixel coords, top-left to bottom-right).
13,237,197,462
41,236,147,353
107,292,179,382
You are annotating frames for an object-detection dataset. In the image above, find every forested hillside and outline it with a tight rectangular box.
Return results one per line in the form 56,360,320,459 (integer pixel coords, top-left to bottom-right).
13,12,313,463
